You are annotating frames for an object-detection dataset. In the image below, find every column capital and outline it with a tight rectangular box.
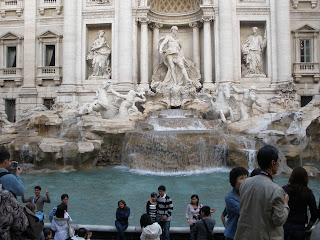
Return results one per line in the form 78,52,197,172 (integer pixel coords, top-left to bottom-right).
201,16,214,23
189,22,202,28
149,22,163,30
137,17,149,24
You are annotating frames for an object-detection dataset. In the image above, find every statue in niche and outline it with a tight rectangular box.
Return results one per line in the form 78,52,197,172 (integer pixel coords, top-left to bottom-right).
159,26,194,86
231,84,262,120
109,86,146,118
150,26,201,108
241,27,267,77
87,30,111,79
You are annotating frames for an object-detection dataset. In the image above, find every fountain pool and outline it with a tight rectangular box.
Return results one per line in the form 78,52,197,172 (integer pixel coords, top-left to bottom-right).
19,166,320,227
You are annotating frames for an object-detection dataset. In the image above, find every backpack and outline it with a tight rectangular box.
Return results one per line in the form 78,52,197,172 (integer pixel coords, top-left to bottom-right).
0,172,10,178
49,207,57,223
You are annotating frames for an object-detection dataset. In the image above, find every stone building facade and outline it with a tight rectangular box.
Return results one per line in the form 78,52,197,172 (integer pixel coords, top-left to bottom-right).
0,0,319,121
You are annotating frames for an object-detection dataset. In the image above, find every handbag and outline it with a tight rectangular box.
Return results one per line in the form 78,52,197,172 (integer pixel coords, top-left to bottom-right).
202,219,214,240
68,222,75,237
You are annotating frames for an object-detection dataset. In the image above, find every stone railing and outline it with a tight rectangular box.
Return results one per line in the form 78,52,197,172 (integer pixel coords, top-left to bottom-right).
36,66,62,86
293,62,319,72
42,223,315,239
291,0,318,9
293,62,320,83
0,67,23,86
38,0,62,15
0,0,23,17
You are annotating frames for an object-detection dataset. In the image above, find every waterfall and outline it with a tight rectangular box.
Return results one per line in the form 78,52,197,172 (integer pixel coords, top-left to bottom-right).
238,136,257,171
19,143,35,164
121,110,230,173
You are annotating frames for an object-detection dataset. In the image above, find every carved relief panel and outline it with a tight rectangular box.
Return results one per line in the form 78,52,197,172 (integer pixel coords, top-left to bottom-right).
86,0,112,6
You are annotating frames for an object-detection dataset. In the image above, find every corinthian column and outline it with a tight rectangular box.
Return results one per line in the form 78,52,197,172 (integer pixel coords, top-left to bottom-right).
275,0,291,82
139,18,149,90
218,0,234,83
202,17,214,89
151,23,163,71
189,22,201,69
118,0,133,87
61,0,76,87
22,0,36,89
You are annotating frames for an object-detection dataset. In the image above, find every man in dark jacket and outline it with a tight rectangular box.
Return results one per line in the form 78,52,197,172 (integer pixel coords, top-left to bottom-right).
194,206,215,240
22,185,51,212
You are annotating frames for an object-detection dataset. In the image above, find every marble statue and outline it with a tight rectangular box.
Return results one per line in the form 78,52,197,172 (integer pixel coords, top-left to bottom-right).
212,83,235,123
241,27,267,77
79,80,118,119
286,111,304,136
87,30,111,78
149,26,201,109
231,85,262,120
109,86,146,118
159,26,193,86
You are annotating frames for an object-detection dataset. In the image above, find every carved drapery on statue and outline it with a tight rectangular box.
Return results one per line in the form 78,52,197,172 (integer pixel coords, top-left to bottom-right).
147,26,202,111
87,30,111,79
241,27,267,77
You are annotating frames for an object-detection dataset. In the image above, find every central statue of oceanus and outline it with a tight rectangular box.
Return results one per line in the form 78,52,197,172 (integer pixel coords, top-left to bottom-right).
148,26,202,109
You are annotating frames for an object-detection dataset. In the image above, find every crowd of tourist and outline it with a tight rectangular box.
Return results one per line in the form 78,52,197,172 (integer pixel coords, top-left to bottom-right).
1,145,320,240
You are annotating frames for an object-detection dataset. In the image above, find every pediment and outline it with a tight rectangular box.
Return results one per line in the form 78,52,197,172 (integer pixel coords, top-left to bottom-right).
292,24,319,33
0,32,23,40
37,30,62,39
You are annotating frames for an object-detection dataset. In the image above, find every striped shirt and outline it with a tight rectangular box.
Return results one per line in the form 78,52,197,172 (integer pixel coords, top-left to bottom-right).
146,200,157,223
157,194,173,222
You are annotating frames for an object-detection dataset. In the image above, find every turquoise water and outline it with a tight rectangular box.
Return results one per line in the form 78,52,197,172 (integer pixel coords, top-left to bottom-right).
19,167,320,227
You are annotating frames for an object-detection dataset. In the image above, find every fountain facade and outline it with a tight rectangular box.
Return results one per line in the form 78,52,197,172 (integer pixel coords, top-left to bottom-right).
0,0,319,175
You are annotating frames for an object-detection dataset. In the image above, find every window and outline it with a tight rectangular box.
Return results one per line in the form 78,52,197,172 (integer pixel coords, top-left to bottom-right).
300,39,311,62
43,98,55,110
5,99,16,122
6,46,16,68
45,45,55,66
301,96,313,107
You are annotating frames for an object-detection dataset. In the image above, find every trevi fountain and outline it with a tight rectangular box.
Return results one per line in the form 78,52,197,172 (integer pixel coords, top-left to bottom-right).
0,0,319,228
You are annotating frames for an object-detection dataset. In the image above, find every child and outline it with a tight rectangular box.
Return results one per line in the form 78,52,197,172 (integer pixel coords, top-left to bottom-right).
44,229,52,239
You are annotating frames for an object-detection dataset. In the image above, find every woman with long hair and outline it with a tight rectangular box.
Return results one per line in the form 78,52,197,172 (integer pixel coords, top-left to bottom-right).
185,194,203,240
282,167,318,240
115,200,130,240
140,214,162,240
51,204,72,240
